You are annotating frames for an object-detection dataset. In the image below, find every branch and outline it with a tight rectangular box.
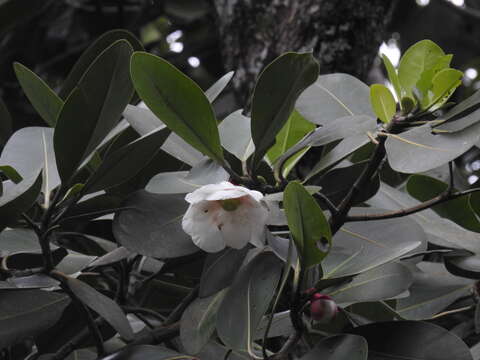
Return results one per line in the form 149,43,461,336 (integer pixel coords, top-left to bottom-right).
345,187,480,222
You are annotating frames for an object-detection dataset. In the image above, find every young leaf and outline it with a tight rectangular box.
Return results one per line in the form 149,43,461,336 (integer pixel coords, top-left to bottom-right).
54,40,134,183
416,54,452,104
382,54,402,102
66,277,134,341
250,52,319,171
283,181,332,268
267,110,315,178
370,84,396,123
130,52,224,164
13,62,64,127
398,40,445,97
426,68,463,110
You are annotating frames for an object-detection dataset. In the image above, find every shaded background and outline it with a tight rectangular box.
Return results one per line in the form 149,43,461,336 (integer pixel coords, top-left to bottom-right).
1,0,480,183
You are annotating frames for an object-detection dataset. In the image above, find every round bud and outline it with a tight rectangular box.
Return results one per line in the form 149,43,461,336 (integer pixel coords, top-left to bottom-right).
309,294,338,323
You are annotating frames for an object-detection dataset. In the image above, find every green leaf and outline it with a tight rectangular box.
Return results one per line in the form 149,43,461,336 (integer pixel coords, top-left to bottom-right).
130,52,223,163
268,110,315,177
113,191,198,258
180,290,226,354
398,40,445,98
0,165,22,183
59,29,143,99
325,262,413,306
54,40,134,183
84,127,169,194
199,247,249,298
14,62,64,127
300,334,368,360
296,73,374,126
382,54,402,102
283,181,331,268
0,169,42,230
385,121,480,174
66,276,134,341
370,84,396,123
218,110,254,162
216,252,282,353
250,52,319,171
205,71,234,102
406,174,480,232
323,208,425,278
351,320,473,360
0,289,70,349
416,54,452,103
425,68,463,110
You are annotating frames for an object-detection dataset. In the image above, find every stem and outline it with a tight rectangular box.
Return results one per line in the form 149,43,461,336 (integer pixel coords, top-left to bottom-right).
345,187,480,222
163,285,199,326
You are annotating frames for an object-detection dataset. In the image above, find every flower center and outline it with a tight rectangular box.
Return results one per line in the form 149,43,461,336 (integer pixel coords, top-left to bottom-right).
219,198,241,211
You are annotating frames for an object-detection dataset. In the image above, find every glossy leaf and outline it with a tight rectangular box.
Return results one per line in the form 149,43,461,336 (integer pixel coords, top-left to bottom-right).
385,121,480,174
351,320,473,360
250,52,319,170
218,110,254,162
66,276,134,341
326,262,413,306
130,52,223,163
84,127,169,193
54,40,134,182
216,252,282,352
398,40,445,97
113,191,198,258
323,208,424,278
0,127,59,191
284,181,331,268
300,334,368,360
0,289,70,348
14,62,63,127
416,54,452,103
205,71,234,102
425,68,463,110
370,84,396,123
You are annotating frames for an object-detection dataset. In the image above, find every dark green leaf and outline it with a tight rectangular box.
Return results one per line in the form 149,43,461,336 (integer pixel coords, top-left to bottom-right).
284,181,331,268
396,262,473,320
66,276,134,341
216,252,282,352
14,62,63,127
59,29,143,99
199,247,249,297
54,40,134,183
350,320,473,360
180,290,226,354
113,191,198,258
300,334,368,360
0,289,70,348
250,52,319,170
130,52,223,163
406,174,480,232
84,127,169,193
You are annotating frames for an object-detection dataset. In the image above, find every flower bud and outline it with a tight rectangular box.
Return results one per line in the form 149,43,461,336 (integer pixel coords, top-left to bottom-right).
309,294,338,323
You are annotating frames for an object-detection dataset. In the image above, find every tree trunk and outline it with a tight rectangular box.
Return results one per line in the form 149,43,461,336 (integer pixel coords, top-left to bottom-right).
214,0,396,105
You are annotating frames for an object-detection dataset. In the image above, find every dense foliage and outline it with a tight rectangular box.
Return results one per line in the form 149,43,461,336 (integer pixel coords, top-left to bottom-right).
1,31,480,360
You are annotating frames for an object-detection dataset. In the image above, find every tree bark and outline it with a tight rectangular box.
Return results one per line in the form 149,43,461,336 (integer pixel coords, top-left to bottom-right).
213,0,396,105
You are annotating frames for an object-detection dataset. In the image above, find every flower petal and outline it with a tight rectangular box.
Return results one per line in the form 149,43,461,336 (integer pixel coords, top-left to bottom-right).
182,202,225,252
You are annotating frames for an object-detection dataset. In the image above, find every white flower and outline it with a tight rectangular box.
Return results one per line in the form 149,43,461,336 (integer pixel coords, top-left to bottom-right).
181,181,269,253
